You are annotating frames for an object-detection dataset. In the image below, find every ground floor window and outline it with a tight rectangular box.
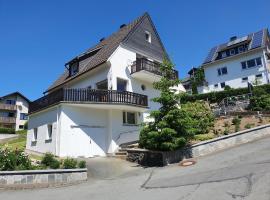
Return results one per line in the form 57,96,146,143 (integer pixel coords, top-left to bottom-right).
123,111,137,125
19,125,24,129
33,128,38,141
46,124,53,141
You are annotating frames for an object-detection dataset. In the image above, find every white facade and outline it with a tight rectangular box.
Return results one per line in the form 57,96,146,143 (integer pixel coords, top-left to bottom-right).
26,45,185,157
201,49,270,93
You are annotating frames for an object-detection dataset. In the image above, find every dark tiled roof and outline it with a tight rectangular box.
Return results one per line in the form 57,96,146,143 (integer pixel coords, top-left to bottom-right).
203,28,269,65
0,92,30,103
46,13,148,93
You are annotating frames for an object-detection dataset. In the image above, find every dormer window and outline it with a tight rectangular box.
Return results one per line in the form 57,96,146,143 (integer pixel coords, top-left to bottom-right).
69,62,79,77
230,49,235,55
145,31,151,43
238,46,244,53
221,52,226,58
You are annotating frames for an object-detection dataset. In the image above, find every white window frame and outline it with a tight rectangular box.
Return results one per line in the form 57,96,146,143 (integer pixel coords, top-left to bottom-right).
242,77,248,82
238,46,244,53
241,57,262,70
46,124,53,141
230,49,235,55
145,31,151,43
123,111,138,125
217,67,228,76
221,52,226,58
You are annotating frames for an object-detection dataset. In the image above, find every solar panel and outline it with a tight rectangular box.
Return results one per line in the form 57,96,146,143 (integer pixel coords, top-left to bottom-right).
203,46,218,64
250,30,264,49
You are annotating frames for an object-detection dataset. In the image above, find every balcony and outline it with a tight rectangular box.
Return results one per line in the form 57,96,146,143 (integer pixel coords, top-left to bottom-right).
0,103,17,111
130,58,178,82
30,88,148,114
0,116,16,124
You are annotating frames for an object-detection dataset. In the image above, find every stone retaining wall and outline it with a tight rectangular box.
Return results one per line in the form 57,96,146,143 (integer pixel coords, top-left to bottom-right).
127,124,270,166
0,168,87,189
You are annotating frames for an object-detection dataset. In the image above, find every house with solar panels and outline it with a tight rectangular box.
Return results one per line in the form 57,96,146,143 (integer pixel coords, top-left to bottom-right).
25,13,185,158
199,29,270,93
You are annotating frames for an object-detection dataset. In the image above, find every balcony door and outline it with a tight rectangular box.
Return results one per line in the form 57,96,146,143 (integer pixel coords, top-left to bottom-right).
96,80,108,90
117,78,127,91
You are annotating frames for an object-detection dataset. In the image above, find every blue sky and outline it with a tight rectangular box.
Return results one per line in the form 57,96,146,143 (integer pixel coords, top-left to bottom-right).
0,0,270,100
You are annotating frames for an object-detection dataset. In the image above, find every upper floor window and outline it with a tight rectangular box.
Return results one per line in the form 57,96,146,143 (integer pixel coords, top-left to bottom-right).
6,99,16,105
47,124,53,141
238,46,244,53
20,113,28,120
217,67,228,76
221,52,227,58
241,57,262,70
123,111,137,125
220,82,226,88
145,31,151,43
230,49,235,56
69,62,79,77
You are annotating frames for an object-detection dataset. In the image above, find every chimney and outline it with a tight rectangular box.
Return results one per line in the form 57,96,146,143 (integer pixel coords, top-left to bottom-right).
120,24,126,29
230,36,237,41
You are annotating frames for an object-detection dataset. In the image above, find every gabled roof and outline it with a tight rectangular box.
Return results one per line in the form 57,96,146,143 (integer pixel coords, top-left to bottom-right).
46,12,150,93
0,92,30,103
202,28,269,65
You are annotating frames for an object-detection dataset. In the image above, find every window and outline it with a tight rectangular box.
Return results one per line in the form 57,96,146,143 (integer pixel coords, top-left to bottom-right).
221,52,227,58
230,49,235,55
241,57,262,70
33,128,38,142
8,112,15,117
96,80,108,90
19,125,24,129
242,77,248,82
69,62,79,76
220,82,226,88
20,113,28,120
145,31,151,43
141,85,146,91
238,46,244,53
214,84,218,88
123,111,137,125
6,99,16,105
117,78,127,91
217,67,228,76
256,74,263,79
256,57,262,66
47,124,53,141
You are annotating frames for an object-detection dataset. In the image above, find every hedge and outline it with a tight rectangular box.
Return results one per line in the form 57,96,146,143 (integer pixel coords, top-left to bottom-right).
180,84,270,104
0,127,15,134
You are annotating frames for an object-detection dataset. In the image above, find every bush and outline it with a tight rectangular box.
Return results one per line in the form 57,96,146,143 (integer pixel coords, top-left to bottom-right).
180,84,270,104
0,127,15,134
194,133,215,141
0,148,32,171
63,158,77,169
41,152,60,169
249,94,270,111
244,123,254,129
78,160,86,168
232,116,241,132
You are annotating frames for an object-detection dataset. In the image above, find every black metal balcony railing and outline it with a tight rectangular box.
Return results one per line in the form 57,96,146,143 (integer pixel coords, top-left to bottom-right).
130,58,179,80
29,88,148,113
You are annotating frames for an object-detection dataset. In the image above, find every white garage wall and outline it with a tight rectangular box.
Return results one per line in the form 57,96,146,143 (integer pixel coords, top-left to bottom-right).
26,107,58,154
59,105,108,157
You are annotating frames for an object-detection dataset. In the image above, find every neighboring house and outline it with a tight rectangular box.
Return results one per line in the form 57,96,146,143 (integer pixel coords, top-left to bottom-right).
200,28,270,93
26,13,185,158
0,92,30,131
182,67,198,94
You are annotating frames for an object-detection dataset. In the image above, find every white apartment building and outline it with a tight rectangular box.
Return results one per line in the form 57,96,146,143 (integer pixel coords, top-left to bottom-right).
199,29,270,93
0,92,30,131
26,13,185,157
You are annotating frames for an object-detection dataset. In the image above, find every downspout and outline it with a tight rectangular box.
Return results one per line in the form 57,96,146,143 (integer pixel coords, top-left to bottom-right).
262,49,270,84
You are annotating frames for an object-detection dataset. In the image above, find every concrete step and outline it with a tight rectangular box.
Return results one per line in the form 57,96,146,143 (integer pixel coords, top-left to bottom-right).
115,151,127,156
114,155,127,160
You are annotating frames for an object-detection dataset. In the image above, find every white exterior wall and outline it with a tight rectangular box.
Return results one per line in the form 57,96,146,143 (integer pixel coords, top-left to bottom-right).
203,50,269,93
26,107,58,154
15,95,29,130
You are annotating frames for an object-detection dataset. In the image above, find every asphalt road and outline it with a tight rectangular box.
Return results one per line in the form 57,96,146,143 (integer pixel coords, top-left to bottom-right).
2,136,270,200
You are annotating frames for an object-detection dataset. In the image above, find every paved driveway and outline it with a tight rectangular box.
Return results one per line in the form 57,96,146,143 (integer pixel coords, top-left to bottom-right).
1,136,270,200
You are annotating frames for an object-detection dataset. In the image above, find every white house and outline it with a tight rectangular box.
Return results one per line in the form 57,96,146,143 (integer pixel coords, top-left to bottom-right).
199,29,270,93
0,92,30,131
26,13,185,158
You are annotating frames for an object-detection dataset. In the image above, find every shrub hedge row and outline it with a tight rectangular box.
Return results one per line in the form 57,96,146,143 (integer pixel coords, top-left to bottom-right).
0,127,15,134
180,84,270,104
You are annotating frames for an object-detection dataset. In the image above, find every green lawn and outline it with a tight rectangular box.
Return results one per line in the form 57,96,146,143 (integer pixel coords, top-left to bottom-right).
0,130,27,150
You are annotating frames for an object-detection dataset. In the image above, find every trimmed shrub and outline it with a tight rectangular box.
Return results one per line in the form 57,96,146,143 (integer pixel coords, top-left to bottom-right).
0,127,15,134
49,159,60,169
63,158,77,169
249,94,270,111
78,160,86,168
41,152,55,166
0,148,32,171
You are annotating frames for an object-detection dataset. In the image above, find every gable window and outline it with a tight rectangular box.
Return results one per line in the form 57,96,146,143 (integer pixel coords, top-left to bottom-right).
221,52,226,58
6,99,16,105
242,77,248,82
230,49,235,55
20,113,28,120
69,62,79,77
220,82,226,88
217,67,228,76
123,111,137,125
145,31,151,43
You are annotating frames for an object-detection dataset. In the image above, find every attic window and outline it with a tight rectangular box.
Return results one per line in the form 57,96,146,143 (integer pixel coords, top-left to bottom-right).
145,31,151,43
69,62,79,77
